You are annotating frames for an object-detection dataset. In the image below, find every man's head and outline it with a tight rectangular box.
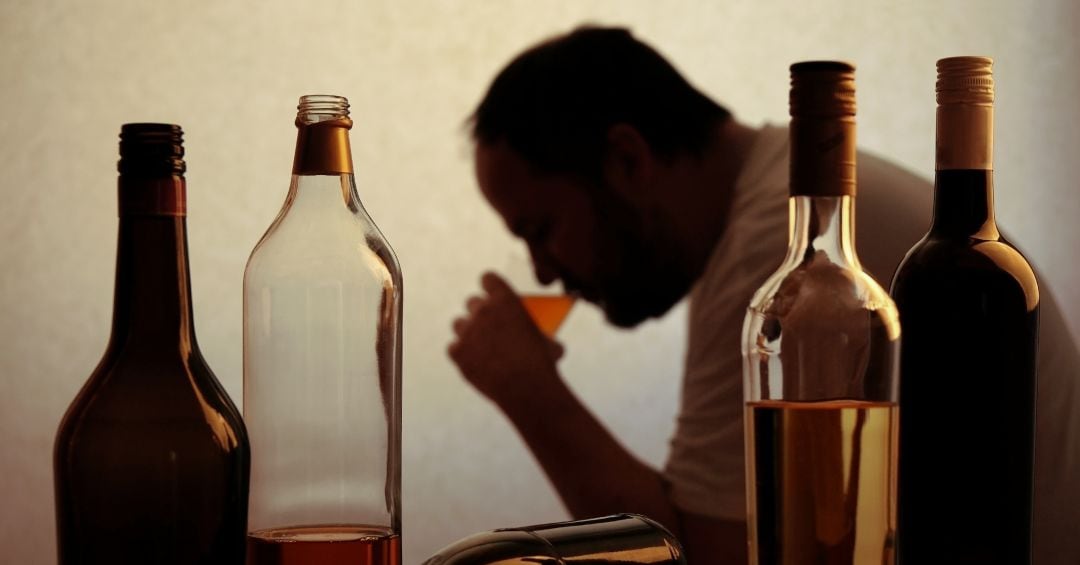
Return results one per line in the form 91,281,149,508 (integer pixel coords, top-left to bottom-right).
470,26,732,327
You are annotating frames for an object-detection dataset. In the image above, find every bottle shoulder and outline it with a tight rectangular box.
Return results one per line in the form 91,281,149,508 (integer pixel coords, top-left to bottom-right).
742,250,901,403
747,250,900,346
246,176,402,281
245,218,401,286
897,233,1032,271
749,251,896,315
57,350,247,452
892,234,1039,308
249,205,386,251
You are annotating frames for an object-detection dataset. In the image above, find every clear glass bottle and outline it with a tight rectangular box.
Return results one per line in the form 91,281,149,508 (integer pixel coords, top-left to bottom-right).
243,95,403,565
422,514,685,565
54,123,250,564
741,62,901,565
891,57,1037,565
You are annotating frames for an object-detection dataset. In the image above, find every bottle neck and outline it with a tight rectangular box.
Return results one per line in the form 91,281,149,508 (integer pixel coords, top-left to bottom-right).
930,170,998,238
786,195,860,269
787,103,860,267
109,176,196,355
936,100,993,171
288,114,358,212
933,102,997,237
788,115,857,198
285,172,359,215
293,117,354,176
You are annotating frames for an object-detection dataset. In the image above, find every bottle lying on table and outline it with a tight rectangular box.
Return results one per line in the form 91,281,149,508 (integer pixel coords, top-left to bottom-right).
423,514,686,565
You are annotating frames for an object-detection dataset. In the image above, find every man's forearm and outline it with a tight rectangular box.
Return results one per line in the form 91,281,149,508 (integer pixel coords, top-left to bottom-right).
496,374,681,532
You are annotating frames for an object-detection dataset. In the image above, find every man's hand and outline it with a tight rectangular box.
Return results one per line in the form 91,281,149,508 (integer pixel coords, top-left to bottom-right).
448,272,565,409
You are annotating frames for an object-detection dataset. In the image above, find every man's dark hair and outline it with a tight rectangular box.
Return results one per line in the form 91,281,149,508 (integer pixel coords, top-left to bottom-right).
470,26,731,182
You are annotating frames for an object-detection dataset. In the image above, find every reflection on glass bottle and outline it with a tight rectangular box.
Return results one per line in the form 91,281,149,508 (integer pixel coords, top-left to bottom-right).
53,123,250,564
423,514,685,565
243,95,403,565
741,62,900,565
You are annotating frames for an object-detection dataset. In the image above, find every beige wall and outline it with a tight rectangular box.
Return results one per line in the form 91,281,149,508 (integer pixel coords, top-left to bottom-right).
2,1,1077,563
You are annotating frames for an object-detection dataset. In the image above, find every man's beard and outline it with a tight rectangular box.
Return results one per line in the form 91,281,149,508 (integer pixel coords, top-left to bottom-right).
598,247,692,328
585,195,693,329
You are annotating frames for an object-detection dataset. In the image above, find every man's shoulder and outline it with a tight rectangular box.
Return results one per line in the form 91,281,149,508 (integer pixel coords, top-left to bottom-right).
856,149,932,192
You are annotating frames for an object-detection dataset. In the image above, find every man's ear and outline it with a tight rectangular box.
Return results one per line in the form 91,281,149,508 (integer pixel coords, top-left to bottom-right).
602,123,656,200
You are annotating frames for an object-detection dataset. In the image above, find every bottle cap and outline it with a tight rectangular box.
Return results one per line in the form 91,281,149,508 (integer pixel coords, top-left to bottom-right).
935,56,994,170
788,61,857,197
937,56,994,106
790,61,856,119
118,123,185,177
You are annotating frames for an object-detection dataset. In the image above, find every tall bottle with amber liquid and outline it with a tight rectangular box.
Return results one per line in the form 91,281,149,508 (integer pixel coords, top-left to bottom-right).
890,57,1038,565
741,62,901,565
54,124,250,564
243,95,403,565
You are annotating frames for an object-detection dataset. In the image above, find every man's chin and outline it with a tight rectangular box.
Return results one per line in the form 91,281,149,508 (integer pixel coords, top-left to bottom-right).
599,296,675,329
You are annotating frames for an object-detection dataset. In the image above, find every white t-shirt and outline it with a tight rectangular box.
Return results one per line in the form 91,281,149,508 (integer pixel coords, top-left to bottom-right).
662,124,1080,563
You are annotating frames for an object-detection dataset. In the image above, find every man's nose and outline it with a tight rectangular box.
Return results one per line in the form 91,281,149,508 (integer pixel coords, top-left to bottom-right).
529,249,559,286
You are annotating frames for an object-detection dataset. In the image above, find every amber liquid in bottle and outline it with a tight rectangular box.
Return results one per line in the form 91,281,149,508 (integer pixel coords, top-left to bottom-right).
746,400,897,565
247,526,400,565
520,294,575,336
891,57,1037,565
53,124,250,565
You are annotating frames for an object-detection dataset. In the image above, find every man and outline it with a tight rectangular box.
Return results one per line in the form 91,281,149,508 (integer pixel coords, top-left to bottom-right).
447,26,1080,564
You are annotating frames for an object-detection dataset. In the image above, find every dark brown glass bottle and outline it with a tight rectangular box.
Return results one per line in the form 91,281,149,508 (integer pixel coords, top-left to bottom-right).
422,514,685,565
891,57,1037,564
53,124,251,565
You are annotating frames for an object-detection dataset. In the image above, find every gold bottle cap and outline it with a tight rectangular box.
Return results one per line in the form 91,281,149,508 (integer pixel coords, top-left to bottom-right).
937,56,994,106
935,57,994,170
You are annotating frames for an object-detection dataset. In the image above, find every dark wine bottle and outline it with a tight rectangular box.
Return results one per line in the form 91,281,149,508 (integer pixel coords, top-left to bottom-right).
53,124,251,565
891,57,1038,565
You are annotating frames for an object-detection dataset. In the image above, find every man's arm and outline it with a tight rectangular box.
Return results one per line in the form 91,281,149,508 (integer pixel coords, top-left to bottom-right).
448,273,747,564
497,366,675,524
497,371,747,565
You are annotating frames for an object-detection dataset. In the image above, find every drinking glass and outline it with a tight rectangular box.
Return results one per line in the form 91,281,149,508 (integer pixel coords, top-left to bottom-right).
503,250,575,337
